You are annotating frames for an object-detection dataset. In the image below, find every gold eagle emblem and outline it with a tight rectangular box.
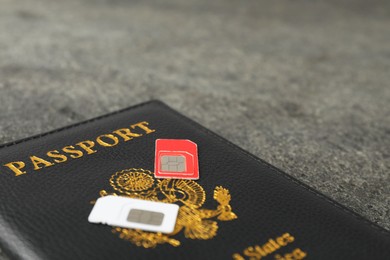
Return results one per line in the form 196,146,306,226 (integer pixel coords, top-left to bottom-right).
96,168,237,248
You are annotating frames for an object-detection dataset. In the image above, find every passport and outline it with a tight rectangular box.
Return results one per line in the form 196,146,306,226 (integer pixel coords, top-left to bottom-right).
0,100,389,260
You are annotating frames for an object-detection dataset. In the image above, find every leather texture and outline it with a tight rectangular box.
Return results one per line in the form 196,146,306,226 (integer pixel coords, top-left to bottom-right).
0,100,389,260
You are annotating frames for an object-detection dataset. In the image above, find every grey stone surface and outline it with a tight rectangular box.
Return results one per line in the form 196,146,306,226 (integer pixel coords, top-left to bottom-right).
0,0,389,255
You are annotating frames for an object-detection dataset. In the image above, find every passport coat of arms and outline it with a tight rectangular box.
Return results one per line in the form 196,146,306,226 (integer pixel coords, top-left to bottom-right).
96,168,237,248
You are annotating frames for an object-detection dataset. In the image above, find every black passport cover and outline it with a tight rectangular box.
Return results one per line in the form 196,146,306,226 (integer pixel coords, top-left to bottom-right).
0,100,389,260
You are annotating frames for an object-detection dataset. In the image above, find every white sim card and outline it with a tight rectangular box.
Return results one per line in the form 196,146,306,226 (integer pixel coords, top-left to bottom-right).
88,196,179,234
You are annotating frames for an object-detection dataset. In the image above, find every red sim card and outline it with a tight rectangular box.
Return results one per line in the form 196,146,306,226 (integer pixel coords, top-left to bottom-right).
154,139,199,180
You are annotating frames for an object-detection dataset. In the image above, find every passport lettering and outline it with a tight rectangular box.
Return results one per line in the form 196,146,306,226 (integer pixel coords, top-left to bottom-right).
232,233,307,260
2,121,155,176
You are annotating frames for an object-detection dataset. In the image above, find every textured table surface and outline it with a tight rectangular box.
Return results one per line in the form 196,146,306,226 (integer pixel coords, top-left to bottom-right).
0,0,389,255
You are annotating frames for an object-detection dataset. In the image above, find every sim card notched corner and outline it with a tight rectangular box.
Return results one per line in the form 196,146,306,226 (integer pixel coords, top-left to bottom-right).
88,196,179,234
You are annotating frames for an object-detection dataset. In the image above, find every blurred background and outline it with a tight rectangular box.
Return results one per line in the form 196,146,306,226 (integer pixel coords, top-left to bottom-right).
0,0,389,244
